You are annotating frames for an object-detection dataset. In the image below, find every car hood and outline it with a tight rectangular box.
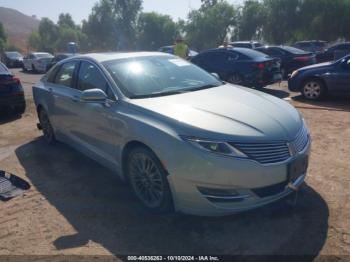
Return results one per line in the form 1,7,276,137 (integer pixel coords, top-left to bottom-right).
129,84,303,142
299,61,333,71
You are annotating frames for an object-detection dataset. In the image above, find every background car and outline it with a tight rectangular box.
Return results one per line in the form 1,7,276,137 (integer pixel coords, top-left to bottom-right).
293,40,328,54
288,54,350,100
158,45,198,59
230,41,264,49
1,51,24,68
316,42,350,63
0,62,26,115
46,53,78,71
191,47,282,88
256,46,316,78
33,52,310,216
22,52,54,73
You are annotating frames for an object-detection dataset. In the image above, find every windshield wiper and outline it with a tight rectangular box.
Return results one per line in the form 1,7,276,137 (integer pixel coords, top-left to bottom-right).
129,84,222,99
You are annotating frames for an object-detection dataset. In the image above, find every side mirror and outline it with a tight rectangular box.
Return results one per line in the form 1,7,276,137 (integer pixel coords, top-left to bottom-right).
80,89,107,103
211,73,220,79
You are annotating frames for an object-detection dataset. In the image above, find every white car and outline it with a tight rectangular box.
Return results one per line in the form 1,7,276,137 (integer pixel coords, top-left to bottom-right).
23,52,54,73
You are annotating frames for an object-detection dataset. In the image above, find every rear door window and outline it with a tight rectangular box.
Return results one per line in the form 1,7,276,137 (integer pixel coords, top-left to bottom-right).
54,61,78,88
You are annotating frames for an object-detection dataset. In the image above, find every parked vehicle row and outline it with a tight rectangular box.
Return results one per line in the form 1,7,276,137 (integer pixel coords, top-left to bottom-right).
256,46,316,78
191,47,282,88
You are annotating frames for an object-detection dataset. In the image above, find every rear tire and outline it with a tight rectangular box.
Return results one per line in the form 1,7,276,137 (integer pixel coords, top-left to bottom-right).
227,73,244,85
32,64,37,73
301,78,326,100
22,65,27,72
126,146,173,213
39,109,56,144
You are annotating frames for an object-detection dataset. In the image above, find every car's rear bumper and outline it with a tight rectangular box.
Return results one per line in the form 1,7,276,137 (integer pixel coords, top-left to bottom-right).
0,93,26,108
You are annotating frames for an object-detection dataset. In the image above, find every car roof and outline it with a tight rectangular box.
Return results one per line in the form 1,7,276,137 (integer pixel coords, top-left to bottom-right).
75,52,170,63
231,41,259,43
31,52,52,55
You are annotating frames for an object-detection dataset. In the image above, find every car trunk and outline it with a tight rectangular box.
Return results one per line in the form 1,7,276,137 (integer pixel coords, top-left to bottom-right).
293,53,316,66
0,74,18,94
254,58,282,83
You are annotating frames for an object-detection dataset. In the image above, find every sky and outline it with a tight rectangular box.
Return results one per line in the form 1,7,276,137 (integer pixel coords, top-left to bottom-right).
0,0,244,24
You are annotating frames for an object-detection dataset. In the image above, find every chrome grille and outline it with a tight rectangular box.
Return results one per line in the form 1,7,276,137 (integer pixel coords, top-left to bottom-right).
231,142,291,164
230,124,309,165
290,124,309,154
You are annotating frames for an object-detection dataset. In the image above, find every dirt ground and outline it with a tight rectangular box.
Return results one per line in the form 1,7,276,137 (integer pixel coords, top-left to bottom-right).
0,69,350,258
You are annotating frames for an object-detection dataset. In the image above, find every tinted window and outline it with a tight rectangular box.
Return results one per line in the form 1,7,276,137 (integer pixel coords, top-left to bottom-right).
46,65,61,83
235,48,267,59
0,63,9,73
5,52,22,58
232,43,251,48
77,61,115,100
54,61,77,88
103,55,222,98
282,46,307,54
35,53,53,59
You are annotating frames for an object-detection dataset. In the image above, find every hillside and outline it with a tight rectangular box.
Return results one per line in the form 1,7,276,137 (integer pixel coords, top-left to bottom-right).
0,7,40,51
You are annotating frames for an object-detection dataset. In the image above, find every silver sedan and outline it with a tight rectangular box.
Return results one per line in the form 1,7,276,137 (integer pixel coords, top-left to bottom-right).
32,52,311,216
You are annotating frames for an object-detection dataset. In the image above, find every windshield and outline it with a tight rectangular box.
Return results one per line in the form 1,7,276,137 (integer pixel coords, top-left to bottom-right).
6,52,22,58
35,53,53,58
103,55,222,99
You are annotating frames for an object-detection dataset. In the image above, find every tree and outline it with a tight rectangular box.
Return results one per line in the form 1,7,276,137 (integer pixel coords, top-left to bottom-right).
83,0,142,51
37,18,59,52
58,13,76,29
185,1,236,50
0,22,7,52
236,0,266,41
137,12,176,50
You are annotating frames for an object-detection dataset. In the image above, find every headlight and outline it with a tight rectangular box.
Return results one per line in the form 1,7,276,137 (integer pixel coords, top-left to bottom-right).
182,137,248,158
291,70,298,78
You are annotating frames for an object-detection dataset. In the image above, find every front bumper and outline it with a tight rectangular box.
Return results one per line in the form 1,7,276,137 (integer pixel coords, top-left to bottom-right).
166,138,311,216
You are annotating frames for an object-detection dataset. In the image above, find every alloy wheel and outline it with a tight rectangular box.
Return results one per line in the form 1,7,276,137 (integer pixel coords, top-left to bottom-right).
128,152,165,209
303,81,321,100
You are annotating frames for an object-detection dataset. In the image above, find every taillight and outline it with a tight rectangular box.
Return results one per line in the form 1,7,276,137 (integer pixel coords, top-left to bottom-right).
294,56,310,62
253,63,265,70
12,77,20,84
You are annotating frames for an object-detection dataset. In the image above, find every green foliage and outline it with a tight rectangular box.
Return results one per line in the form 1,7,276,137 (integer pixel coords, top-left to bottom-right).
137,12,177,50
235,0,266,41
82,0,142,51
0,22,7,52
28,15,88,53
185,1,236,50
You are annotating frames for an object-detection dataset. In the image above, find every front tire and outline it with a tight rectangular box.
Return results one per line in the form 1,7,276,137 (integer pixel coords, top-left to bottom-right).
39,109,56,144
126,146,173,213
301,79,326,100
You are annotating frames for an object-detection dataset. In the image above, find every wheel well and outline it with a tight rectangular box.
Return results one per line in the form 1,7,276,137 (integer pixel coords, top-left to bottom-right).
301,76,328,91
121,141,157,179
36,104,44,116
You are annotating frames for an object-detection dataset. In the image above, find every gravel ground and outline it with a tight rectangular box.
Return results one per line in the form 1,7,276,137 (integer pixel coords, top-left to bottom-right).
0,69,349,258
